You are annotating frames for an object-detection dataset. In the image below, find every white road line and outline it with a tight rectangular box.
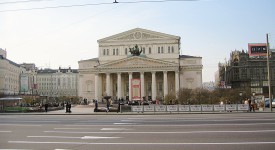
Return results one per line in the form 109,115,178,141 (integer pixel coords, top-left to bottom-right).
65,122,275,127
81,136,121,139
8,141,275,145
101,128,132,131
113,123,136,125
27,136,121,139
54,128,91,130
44,130,275,134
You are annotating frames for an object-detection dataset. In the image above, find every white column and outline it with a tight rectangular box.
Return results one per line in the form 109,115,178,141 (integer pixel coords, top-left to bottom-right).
106,73,110,96
140,72,145,99
152,71,156,101
163,71,168,97
128,72,132,101
95,73,99,100
175,71,179,97
117,73,122,99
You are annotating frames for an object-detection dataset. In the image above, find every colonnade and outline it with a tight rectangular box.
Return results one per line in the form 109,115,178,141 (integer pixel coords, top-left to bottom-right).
94,71,179,101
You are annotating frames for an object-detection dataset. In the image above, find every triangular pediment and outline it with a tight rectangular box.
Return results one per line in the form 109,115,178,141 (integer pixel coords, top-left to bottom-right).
98,28,180,43
98,56,178,70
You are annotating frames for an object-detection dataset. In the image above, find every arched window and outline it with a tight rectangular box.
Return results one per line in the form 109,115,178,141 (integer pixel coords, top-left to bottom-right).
103,49,106,55
161,47,164,53
168,46,170,53
149,47,151,54
171,46,174,53
113,49,115,55
116,48,119,55
158,47,160,53
143,47,145,54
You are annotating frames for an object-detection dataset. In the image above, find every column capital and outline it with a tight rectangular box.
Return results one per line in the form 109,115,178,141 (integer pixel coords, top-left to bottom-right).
151,71,156,74
163,71,168,74
128,72,133,75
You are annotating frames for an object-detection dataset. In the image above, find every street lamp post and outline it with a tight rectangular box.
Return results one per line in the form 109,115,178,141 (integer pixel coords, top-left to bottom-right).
239,92,243,104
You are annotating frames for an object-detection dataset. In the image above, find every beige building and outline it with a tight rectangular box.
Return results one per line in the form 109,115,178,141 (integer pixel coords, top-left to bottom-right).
0,48,25,95
78,28,202,101
36,67,79,97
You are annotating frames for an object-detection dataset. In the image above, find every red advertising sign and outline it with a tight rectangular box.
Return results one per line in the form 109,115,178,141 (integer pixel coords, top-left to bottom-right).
131,79,141,100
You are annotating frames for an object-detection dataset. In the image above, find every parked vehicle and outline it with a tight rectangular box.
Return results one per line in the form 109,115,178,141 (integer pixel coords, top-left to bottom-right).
265,99,275,108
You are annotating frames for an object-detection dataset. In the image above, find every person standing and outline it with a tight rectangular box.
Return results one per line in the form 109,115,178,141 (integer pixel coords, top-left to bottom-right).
106,99,110,112
117,100,121,113
68,102,71,113
65,102,69,113
248,99,252,112
94,100,98,112
45,103,48,112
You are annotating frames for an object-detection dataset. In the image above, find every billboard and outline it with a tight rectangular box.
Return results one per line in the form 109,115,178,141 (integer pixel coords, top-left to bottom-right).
131,79,141,100
20,75,29,93
248,43,267,56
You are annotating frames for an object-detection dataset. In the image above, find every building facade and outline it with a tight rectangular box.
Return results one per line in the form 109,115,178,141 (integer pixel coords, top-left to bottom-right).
0,48,26,95
218,49,275,98
36,67,79,98
78,28,203,101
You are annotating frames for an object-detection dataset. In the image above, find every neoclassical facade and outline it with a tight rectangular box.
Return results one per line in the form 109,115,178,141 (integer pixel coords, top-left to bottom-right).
78,28,203,101
0,48,25,95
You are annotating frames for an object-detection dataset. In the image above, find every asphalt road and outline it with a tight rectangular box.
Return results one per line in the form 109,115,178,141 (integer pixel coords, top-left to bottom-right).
0,113,275,150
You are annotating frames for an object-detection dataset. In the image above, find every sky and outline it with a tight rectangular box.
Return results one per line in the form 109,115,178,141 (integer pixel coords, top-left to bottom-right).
1,0,275,82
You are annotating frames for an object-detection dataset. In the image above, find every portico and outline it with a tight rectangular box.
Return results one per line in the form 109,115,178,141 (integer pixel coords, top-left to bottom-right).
94,70,179,101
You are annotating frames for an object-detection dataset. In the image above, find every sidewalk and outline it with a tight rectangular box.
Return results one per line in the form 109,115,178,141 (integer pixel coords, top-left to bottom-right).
46,105,95,114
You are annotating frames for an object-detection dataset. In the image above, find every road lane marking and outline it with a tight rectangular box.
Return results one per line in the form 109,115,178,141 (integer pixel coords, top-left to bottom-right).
81,136,121,139
54,128,91,130
101,128,132,131
65,122,275,127
8,141,275,145
27,136,121,139
44,130,275,134
113,123,136,125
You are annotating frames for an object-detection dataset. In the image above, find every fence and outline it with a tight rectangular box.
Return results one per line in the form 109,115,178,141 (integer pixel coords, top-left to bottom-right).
131,104,250,113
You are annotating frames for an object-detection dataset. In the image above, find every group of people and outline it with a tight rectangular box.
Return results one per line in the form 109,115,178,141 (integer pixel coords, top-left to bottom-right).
244,98,255,112
65,102,72,113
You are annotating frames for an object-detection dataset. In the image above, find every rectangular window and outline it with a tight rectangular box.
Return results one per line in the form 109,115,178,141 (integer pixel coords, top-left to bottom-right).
161,47,164,53
263,81,269,86
149,47,151,54
168,46,170,53
103,49,106,55
107,49,109,55
125,48,128,55
113,49,115,55
143,47,145,54
171,46,174,53
158,47,160,53
251,81,259,86
116,48,119,55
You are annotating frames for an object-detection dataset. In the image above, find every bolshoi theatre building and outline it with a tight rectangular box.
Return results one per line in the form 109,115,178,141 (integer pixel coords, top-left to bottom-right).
78,28,203,102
